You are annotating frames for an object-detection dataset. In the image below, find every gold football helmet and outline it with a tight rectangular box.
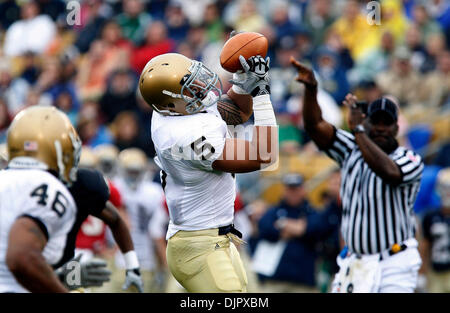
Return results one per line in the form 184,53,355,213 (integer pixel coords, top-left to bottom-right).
94,143,119,177
118,148,148,190
79,146,98,169
7,106,82,185
139,53,222,115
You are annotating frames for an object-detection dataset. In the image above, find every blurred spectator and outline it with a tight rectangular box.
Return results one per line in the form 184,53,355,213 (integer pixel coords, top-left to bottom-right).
115,0,152,45
269,1,296,41
418,167,450,292
425,0,450,35
434,141,450,168
246,199,269,252
200,25,233,82
330,0,378,61
18,51,40,84
101,19,133,58
354,80,383,104
172,0,215,26
3,0,56,56
412,3,444,45
54,90,78,125
379,0,409,44
0,98,12,144
349,30,396,85
77,100,114,147
252,174,341,293
425,0,450,47
313,46,350,104
76,19,131,100
185,24,209,60
74,0,109,54
45,15,78,57
36,0,66,22
422,50,450,108
270,35,302,104
111,111,155,157
0,58,30,116
203,2,225,43
174,41,197,60
375,46,424,107
315,169,342,293
130,21,175,74
322,28,354,71
23,87,52,109
421,33,447,73
164,1,190,42
405,24,429,72
0,0,21,30
304,0,336,48
232,0,267,33
35,56,81,113
99,68,139,124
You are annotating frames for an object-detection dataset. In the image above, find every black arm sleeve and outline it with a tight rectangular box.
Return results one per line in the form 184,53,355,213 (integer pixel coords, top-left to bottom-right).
70,168,110,216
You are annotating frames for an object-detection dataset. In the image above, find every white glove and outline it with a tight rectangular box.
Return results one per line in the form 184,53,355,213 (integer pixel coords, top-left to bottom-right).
229,55,271,97
122,268,144,293
57,254,111,290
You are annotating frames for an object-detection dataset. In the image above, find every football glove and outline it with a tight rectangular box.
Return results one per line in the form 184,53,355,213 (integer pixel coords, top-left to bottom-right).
56,254,111,290
122,268,144,293
229,55,271,97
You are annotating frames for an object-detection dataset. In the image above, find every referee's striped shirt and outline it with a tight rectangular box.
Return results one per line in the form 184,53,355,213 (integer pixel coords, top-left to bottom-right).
324,128,424,255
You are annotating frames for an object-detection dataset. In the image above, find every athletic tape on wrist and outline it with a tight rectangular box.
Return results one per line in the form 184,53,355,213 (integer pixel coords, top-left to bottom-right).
124,250,139,269
253,95,277,126
232,83,248,95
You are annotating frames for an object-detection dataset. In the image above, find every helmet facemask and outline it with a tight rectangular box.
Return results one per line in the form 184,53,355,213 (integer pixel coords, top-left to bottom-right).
55,130,82,186
123,167,145,191
180,60,222,114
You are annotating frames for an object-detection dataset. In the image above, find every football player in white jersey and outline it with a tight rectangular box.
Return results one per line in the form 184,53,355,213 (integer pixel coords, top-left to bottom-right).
0,106,81,293
139,51,278,292
113,148,169,292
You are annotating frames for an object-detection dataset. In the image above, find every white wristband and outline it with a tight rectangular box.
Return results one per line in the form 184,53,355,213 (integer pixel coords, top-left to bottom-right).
124,250,139,269
253,95,277,126
232,83,247,95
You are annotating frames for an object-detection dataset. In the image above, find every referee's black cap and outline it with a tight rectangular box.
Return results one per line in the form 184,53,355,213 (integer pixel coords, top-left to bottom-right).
282,173,304,187
367,97,398,122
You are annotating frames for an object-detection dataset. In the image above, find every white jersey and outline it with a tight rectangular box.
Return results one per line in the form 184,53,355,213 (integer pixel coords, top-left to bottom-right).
113,178,167,271
0,168,76,293
151,99,236,239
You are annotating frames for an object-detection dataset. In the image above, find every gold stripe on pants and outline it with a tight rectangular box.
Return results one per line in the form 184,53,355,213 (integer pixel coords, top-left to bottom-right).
167,228,248,293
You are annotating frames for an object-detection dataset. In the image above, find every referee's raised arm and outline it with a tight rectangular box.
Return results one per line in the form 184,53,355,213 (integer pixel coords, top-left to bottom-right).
290,57,335,150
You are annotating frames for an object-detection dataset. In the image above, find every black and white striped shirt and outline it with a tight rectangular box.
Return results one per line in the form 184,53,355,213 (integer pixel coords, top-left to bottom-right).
324,128,424,255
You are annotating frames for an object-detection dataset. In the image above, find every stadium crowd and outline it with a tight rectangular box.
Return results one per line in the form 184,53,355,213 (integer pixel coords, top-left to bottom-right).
0,0,449,293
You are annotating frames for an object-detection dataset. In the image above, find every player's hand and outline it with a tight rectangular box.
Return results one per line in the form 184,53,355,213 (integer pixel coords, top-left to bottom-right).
229,55,270,97
57,254,111,289
290,56,317,90
344,93,366,130
122,268,144,293
80,257,111,287
152,268,167,292
277,218,307,239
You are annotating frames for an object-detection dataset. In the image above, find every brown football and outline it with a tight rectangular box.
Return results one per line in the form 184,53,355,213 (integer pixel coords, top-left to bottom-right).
220,32,268,73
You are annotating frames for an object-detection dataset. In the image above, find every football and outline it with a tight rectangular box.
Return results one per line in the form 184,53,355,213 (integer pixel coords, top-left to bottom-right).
220,32,268,73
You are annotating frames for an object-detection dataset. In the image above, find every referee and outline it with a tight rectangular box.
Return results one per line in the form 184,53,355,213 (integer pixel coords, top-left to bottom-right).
290,57,424,293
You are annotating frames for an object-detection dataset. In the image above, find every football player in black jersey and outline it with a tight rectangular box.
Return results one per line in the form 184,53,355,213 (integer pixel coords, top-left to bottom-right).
419,167,450,292
55,163,144,292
